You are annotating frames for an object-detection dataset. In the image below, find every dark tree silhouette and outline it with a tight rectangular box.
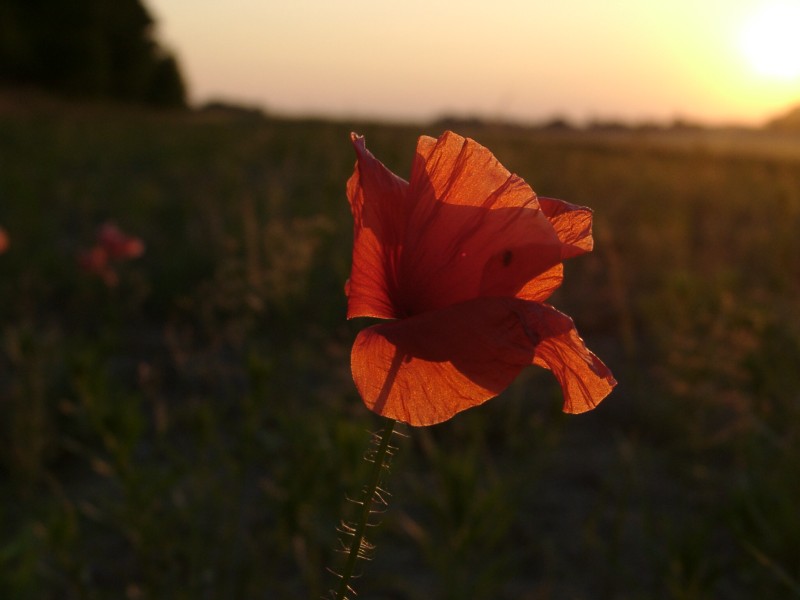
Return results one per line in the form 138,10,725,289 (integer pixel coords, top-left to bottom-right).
0,0,187,107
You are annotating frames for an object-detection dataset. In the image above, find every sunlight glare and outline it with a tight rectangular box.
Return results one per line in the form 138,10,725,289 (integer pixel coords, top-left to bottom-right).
739,2,800,80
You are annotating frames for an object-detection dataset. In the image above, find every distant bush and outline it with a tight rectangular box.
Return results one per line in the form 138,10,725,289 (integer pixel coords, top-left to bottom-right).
767,104,800,132
0,0,186,107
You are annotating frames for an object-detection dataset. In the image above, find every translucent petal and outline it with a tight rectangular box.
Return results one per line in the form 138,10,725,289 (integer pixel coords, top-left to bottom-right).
539,196,594,259
526,303,617,413
361,132,563,314
351,297,615,425
346,133,410,319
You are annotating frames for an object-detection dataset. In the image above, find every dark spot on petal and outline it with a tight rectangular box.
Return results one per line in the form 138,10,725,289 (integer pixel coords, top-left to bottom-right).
502,249,513,266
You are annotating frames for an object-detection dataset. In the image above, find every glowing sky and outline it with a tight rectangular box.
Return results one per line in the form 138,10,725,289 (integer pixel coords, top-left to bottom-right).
146,0,800,125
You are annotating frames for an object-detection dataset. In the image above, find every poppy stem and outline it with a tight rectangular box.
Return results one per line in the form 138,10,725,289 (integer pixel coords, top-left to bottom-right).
333,417,397,600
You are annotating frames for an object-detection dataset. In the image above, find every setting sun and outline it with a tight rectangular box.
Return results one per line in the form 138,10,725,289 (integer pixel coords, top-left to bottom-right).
740,2,800,80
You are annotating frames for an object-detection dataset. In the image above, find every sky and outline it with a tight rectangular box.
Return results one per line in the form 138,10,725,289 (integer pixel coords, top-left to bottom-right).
146,0,800,126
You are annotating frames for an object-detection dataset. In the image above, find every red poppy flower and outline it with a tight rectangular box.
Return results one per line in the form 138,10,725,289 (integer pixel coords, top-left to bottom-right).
97,222,145,260
78,245,119,287
78,222,144,287
346,131,616,426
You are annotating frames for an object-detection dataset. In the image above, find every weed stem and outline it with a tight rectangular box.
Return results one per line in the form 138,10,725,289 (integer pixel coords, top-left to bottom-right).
334,418,397,600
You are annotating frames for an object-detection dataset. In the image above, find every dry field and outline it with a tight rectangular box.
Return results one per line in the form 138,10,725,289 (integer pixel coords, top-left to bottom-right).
1,97,799,599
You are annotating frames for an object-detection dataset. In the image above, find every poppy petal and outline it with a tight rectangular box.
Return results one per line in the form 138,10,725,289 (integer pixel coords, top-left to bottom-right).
539,196,595,259
527,303,617,413
512,262,564,302
392,132,567,314
346,133,410,319
351,297,615,425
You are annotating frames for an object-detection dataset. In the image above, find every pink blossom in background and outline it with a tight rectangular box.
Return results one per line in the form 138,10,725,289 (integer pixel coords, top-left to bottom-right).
97,222,145,260
78,246,118,287
79,222,144,286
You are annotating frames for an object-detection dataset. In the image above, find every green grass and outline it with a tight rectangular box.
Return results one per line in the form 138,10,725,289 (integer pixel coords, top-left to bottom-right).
1,95,800,599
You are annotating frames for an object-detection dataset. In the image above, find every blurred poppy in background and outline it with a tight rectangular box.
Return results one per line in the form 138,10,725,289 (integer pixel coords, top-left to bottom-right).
78,222,145,286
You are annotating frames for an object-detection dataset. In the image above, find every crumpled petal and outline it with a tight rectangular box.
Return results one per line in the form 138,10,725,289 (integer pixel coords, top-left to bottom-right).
351,296,616,426
539,197,594,259
345,132,597,319
346,133,410,319
394,131,567,314
525,303,617,413
510,198,594,301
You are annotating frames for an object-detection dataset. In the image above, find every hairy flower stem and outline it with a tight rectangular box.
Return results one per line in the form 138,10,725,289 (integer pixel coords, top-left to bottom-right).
334,418,397,600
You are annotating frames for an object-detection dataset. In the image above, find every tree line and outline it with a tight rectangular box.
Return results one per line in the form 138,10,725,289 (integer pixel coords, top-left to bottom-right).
0,0,186,107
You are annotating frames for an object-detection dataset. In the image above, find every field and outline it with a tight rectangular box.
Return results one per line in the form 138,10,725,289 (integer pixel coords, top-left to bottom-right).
1,95,800,599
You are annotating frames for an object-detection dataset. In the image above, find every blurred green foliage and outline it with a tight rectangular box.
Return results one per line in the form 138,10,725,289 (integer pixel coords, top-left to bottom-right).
1,98,800,599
